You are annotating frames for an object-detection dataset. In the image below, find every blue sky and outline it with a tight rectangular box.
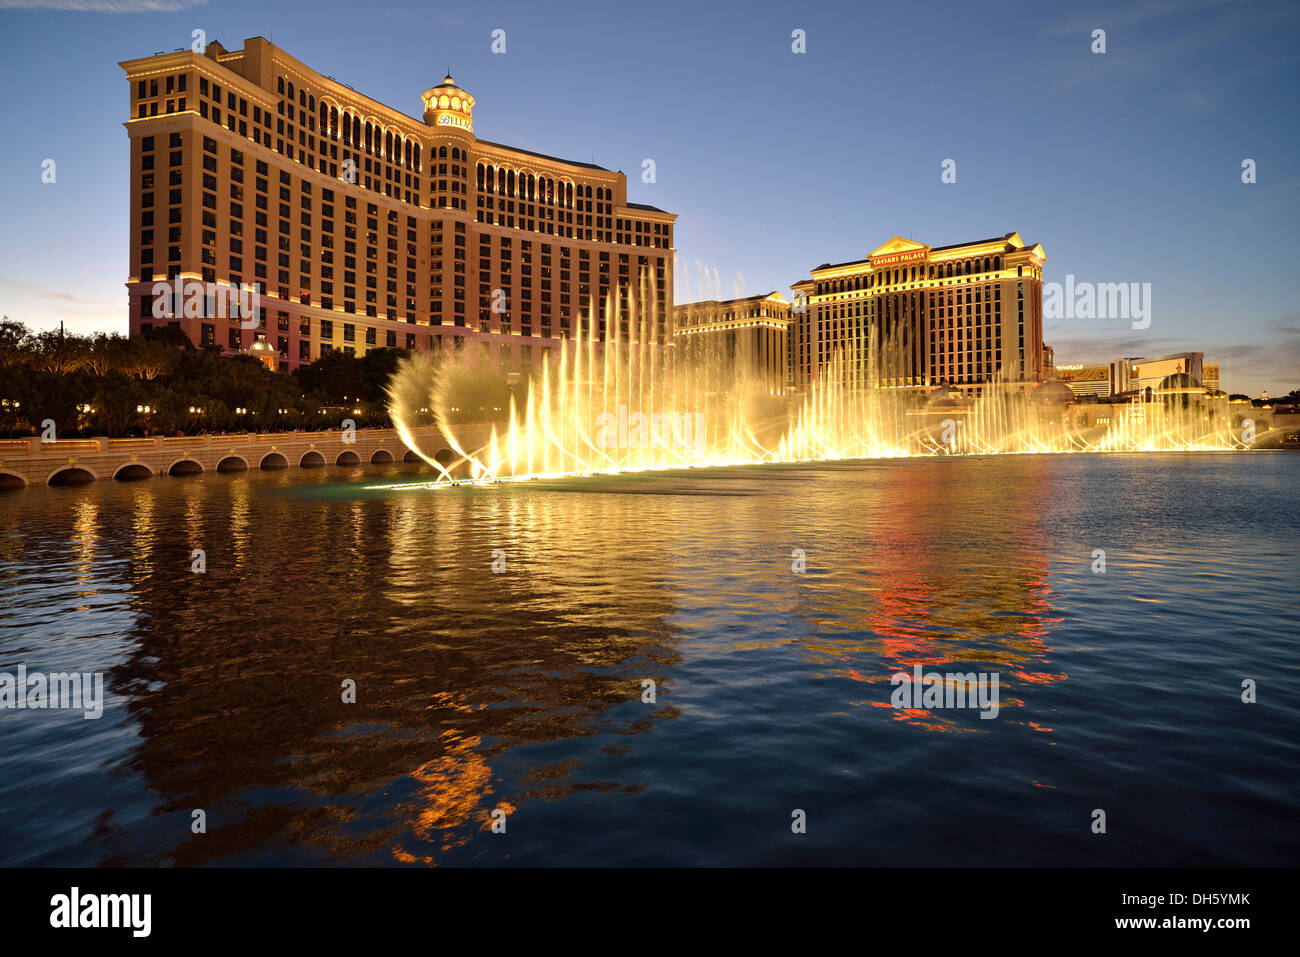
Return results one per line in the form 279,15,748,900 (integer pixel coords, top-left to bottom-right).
0,0,1296,394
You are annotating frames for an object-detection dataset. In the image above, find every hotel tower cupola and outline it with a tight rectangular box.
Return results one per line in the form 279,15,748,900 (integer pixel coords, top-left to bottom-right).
422,74,475,135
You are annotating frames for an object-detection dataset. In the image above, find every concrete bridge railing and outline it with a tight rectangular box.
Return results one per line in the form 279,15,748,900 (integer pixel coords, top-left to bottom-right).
0,425,487,489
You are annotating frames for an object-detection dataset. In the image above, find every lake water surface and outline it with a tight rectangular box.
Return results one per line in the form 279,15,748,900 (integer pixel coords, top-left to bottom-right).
1,452,1296,866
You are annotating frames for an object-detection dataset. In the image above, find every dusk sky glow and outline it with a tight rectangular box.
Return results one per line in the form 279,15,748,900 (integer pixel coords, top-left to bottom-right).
1,0,1296,394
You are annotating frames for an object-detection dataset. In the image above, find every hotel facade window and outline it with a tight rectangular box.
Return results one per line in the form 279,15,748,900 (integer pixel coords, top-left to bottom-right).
120,37,675,370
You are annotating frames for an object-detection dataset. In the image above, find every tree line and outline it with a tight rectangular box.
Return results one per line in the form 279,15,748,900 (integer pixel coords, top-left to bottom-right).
0,319,406,438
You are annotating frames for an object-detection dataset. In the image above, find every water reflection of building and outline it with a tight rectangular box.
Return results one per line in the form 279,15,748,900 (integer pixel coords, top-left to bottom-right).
789,233,1047,392
672,292,792,395
89,480,686,864
786,458,1066,732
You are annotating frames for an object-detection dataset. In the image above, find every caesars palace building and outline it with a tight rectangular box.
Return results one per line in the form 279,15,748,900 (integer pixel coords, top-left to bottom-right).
120,37,676,370
789,234,1047,392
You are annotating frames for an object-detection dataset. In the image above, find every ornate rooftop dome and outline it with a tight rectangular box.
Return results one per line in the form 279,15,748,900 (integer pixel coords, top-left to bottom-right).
421,74,475,132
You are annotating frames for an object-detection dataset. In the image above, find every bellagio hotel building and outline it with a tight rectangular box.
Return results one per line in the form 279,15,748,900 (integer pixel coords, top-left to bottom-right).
789,234,1046,392
119,37,675,370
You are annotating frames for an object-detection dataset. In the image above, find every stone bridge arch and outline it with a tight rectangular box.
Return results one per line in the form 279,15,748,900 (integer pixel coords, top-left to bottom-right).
167,459,203,476
113,463,153,481
47,465,97,486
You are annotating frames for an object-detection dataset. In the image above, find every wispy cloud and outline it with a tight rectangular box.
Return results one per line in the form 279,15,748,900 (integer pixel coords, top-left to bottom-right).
383,8,461,26
1046,331,1189,362
0,0,206,12
1048,313,1300,393
0,276,122,333
1040,0,1239,38
0,274,99,305
1221,314,1300,366
1037,0,1282,103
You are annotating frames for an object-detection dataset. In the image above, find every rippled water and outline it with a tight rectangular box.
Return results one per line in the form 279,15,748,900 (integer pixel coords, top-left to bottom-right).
0,453,1296,866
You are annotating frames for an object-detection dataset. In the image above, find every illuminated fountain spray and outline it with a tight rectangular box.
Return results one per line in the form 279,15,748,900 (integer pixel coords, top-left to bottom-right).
390,283,786,482
388,287,1246,484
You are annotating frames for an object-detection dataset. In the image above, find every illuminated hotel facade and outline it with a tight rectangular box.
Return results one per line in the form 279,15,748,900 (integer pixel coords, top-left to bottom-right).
1056,355,1220,399
120,37,675,370
1055,364,1112,398
789,233,1047,392
672,292,791,395
1110,352,1216,396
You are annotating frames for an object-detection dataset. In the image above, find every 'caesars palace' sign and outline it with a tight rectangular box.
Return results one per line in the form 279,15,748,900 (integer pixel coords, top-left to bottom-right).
870,249,928,267
437,113,473,132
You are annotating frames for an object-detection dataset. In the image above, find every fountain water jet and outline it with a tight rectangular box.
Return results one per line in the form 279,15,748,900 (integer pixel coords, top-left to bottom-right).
386,287,1247,485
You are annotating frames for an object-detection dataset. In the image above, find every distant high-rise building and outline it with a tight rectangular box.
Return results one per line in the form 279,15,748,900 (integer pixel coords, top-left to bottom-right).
119,36,675,371
673,292,792,395
1056,364,1112,398
789,233,1046,391
1111,352,1207,395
